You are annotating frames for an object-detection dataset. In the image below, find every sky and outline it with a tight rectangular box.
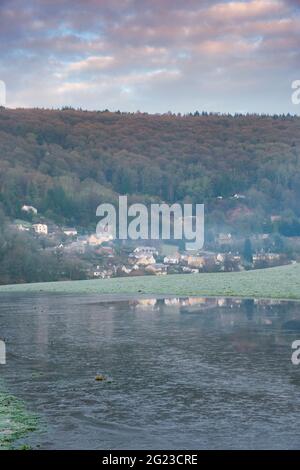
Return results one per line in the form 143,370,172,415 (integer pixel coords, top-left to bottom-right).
0,0,300,114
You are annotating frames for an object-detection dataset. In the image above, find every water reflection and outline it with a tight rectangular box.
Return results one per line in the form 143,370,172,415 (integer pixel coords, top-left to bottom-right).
129,296,299,328
129,296,293,312
0,293,299,450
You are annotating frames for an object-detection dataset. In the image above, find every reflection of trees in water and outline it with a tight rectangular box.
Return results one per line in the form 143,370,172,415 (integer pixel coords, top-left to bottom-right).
242,299,255,320
282,320,300,332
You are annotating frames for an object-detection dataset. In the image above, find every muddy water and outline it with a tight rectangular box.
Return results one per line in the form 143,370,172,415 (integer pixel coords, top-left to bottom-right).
0,293,300,449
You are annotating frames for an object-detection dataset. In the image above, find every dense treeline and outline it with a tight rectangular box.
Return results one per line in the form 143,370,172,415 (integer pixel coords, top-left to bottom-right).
1,108,300,235
0,209,87,284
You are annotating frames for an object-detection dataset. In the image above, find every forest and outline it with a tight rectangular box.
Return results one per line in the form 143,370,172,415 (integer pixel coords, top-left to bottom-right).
0,107,300,283
0,108,300,234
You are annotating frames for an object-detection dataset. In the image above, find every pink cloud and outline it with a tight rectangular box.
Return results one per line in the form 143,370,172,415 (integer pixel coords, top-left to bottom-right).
0,0,299,113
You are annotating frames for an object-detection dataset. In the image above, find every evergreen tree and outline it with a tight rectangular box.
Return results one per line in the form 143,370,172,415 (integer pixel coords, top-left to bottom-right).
243,238,253,265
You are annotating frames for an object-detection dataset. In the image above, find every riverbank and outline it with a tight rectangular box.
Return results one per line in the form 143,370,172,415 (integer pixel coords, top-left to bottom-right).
0,386,37,450
0,263,300,300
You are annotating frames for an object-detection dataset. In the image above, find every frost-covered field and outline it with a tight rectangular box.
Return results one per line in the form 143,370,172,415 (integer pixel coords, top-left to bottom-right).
0,263,300,300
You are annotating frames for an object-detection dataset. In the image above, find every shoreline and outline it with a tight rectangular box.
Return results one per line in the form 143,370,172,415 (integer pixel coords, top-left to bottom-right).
0,291,299,304
0,387,37,450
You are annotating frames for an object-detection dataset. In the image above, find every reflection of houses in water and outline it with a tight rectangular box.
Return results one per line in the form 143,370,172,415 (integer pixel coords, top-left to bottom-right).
129,298,158,311
132,297,221,311
180,297,218,314
0,339,6,365
164,298,181,306
187,297,207,306
128,296,299,334
135,299,157,309
131,296,256,313
217,298,227,307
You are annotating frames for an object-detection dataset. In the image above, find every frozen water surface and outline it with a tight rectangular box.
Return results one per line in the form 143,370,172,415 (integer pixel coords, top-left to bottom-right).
0,293,300,449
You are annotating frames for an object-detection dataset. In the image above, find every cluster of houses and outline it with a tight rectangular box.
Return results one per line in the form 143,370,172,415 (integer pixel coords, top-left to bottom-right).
91,246,285,279
12,204,290,280
111,247,240,278
17,205,81,239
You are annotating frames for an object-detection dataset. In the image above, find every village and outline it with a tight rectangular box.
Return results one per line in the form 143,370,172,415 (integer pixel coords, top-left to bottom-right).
9,203,296,281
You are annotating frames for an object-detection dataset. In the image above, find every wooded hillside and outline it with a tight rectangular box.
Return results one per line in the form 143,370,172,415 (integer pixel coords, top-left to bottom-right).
0,108,300,235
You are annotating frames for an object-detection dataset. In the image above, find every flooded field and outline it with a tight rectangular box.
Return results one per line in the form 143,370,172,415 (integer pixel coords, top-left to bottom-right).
0,293,300,449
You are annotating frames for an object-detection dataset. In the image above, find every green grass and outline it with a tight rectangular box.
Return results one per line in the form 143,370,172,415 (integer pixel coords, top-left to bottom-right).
0,263,300,300
0,387,37,450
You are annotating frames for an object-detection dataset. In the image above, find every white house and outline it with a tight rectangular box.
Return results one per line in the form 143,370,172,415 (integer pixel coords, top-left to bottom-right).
15,223,30,232
163,254,180,265
133,246,158,256
93,270,103,278
33,223,48,235
63,228,78,237
217,253,229,264
22,205,38,215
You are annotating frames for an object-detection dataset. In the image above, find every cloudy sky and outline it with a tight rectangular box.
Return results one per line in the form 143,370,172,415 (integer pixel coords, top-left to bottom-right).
0,0,299,114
